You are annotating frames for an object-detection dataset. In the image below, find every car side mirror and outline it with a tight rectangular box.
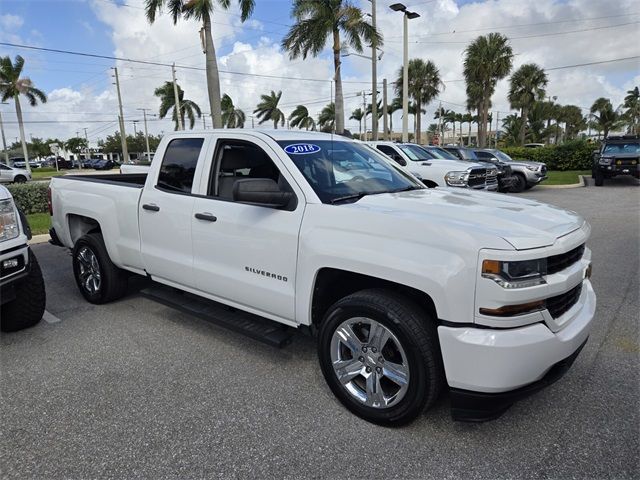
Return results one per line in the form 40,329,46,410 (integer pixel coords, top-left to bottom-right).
392,155,407,167
233,178,293,208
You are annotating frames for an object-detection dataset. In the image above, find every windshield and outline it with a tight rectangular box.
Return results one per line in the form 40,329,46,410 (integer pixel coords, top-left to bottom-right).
420,146,459,160
603,142,640,154
277,140,423,204
493,150,514,162
397,144,435,161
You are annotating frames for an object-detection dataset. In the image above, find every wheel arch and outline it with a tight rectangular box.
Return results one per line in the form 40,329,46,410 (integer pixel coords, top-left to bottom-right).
310,267,438,329
67,214,101,245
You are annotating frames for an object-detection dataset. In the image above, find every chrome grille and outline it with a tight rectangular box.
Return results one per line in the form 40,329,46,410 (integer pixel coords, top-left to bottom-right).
485,168,498,187
467,168,487,188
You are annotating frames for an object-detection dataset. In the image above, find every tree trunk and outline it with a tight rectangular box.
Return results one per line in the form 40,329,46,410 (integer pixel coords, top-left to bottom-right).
452,121,456,145
332,30,344,135
467,120,471,146
389,113,393,134
14,95,31,173
519,107,528,146
479,98,489,148
203,12,223,129
415,96,421,144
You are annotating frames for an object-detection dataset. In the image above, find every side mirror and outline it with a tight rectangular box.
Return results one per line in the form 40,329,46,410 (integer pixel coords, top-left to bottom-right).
392,155,407,167
233,178,294,208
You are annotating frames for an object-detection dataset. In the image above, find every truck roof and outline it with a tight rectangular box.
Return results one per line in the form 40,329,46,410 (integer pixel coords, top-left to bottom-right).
163,129,353,143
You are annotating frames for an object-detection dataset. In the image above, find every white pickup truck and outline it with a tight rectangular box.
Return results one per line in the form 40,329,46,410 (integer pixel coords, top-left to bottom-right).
49,130,596,425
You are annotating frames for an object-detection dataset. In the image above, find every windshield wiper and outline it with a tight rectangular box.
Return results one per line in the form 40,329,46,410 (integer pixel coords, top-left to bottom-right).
330,192,371,204
387,185,422,193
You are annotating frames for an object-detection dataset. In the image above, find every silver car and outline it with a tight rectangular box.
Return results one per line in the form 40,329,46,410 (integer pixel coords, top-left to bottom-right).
475,149,547,192
0,163,31,184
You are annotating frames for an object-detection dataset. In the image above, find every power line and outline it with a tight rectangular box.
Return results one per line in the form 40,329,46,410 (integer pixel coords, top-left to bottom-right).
0,41,374,84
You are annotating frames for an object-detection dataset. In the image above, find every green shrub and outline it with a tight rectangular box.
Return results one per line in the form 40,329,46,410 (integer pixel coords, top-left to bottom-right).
502,140,596,170
7,182,49,214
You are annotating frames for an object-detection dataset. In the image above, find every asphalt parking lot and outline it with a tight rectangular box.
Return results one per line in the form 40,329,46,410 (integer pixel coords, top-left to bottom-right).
1,177,638,479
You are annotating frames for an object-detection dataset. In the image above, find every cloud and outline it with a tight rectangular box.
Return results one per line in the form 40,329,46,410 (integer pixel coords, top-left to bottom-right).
0,14,24,30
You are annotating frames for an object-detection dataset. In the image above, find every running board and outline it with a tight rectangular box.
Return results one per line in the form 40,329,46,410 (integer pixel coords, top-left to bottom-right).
140,285,294,348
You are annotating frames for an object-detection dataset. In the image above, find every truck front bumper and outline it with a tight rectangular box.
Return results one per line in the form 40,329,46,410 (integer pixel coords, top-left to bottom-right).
0,243,30,305
438,280,596,421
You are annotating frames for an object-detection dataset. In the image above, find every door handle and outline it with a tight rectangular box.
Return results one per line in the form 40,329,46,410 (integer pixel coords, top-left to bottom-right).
142,203,160,212
194,212,217,222
421,162,432,166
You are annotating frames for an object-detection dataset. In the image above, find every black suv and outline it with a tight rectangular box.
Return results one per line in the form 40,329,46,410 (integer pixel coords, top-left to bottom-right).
592,135,640,186
443,146,516,192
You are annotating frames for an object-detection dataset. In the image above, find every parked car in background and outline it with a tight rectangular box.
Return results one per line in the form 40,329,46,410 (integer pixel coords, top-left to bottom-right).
524,143,546,149
474,149,547,193
11,158,41,169
93,159,116,170
0,185,46,332
591,135,640,186
46,156,74,169
369,141,498,190
436,146,515,193
81,157,103,169
0,163,31,183
49,130,596,424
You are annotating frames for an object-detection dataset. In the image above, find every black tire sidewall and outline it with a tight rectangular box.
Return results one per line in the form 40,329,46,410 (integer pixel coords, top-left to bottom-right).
511,173,526,193
1,249,46,332
14,175,27,183
318,300,430,426
594,170,604,186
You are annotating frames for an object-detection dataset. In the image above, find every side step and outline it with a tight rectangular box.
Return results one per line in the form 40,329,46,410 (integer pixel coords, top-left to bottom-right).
140,284,295,348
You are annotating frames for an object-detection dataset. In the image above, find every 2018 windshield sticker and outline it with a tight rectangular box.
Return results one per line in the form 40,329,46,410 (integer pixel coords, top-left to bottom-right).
284,143,321,155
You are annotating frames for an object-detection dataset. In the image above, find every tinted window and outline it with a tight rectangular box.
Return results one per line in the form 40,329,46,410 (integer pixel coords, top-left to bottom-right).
157,138,204,193
603,142,640,154
421,147,458,160
376,145,398,157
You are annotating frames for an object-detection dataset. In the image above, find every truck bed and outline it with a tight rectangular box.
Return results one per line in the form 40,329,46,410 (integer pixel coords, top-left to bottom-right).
60,173,147,187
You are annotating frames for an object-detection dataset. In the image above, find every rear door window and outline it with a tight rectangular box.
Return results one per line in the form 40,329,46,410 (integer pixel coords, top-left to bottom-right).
157,138,204,193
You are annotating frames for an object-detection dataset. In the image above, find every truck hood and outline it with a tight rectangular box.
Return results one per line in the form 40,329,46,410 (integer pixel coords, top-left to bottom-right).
509,160,545,168
347,188,584,250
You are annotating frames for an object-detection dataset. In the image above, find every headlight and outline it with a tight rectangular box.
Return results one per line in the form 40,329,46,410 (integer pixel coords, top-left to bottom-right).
599,156,613,165
525,165,538,171
482,258,547,288
0,198,20,242
445,171,469,186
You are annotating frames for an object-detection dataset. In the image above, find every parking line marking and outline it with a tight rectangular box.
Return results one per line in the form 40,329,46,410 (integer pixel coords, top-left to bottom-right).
43,311,61,324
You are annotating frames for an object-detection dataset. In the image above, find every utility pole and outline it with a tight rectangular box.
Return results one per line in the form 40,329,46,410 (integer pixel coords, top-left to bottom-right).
172,63,183,131
495,112,500,147
437,101,442,144
112,67,129,163
137,108,151,162
82,127,89,168
133,120,138,136
402,12,409,142
382,78,388,141
371,0,378,141
0,102,9,163
362,90,367,141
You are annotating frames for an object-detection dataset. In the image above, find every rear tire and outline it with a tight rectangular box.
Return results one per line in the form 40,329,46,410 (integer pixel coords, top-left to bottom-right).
13,175,27,183
72,233,128,304
1,249,46,332
594,170,604,186
318,288,444,426
510,173,526,193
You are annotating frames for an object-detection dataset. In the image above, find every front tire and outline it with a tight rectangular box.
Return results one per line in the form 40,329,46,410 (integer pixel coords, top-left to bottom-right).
318,289,444,426
1,249,46,332
13,175,27,183
72,233,128,304
510,173,526,193
594,170,604,186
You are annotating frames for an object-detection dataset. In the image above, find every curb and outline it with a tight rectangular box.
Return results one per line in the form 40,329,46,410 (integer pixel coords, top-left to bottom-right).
29,234,51,245
536,175,587,189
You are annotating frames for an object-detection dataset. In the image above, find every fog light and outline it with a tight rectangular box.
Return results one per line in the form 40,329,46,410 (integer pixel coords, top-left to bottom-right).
2,258,19,269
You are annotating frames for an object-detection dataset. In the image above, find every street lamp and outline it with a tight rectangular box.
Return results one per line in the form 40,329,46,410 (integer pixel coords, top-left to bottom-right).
390,3,420,142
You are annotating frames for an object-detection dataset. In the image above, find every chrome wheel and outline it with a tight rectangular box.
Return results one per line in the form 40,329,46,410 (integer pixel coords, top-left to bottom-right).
330,317,410,409
76,246,101,295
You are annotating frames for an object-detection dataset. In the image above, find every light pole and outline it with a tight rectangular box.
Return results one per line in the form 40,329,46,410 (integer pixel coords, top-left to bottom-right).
390,3,420,143
137,108,153,162
370,0,378,141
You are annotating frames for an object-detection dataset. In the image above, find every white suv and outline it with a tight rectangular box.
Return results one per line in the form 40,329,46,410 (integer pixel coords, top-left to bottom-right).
369,141,498,190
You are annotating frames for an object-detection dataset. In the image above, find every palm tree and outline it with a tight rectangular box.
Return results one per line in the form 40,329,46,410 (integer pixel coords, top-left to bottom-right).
426,123,438,144
434,107,452,141
561,105,586,140
408,103,426,141
318,102,335,132
394,59,443,144
590,97,620,139
0,55,47,172
289,105,316,130
350,108,365,137
388,97,402,134
254,90,285,129
463,33,513,147
444,111,458,145
221,94,245,128
282,0,381,135
501,114,523,146
145,0,255,129
508,63,548,145
622,86,639,134
461,112,474,146
154,81,201,130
